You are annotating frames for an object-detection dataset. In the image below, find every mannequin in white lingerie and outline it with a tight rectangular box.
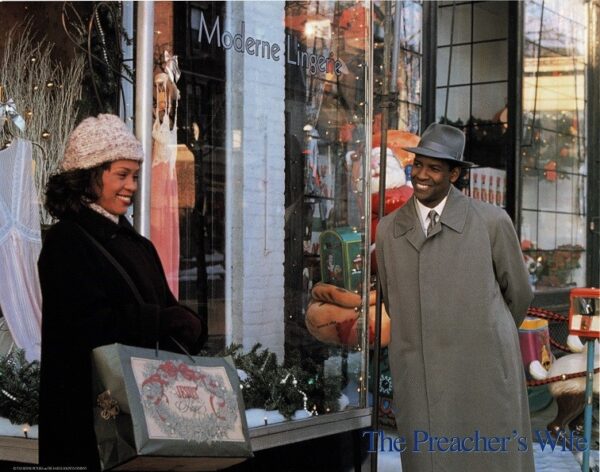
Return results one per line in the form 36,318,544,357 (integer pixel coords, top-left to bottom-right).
0,138,42,361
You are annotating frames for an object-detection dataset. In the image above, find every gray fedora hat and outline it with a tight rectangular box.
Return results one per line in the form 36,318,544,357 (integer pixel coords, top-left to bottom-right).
403,122,474,167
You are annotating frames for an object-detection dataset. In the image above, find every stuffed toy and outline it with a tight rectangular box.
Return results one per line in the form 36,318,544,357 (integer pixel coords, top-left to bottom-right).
305,132,418,348
369,133,418,273
530,335,599,436
305,283,390,348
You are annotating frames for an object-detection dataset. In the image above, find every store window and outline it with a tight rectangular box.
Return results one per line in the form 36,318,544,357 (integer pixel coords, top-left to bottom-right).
520,0,588,290
373,0,423,133
173,1,371,429
436,1,510,203
371,0,424,428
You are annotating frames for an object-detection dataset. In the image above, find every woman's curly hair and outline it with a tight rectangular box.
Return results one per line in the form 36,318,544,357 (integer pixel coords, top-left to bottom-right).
44,163,111,219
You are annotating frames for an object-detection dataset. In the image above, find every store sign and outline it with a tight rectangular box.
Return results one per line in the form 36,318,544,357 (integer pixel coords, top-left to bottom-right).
196,12,344,77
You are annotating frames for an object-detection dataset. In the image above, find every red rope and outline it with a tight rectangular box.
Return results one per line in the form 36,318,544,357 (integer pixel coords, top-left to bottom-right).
524,307,597,385
527,368,600,387
527,306,568,323
527,307,571,351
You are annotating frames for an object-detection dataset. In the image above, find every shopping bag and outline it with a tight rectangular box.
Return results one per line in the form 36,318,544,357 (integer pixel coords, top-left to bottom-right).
92,343,252,471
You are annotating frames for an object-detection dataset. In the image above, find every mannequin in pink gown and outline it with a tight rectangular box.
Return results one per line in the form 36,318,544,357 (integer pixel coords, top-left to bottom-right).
151,72,180,298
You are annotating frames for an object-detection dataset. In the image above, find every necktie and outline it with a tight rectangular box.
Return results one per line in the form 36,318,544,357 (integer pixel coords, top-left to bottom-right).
427,210,438,236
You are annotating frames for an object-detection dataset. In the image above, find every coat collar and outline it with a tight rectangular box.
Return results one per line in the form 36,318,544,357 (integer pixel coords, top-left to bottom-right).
63,206,137,243
393,186,469,250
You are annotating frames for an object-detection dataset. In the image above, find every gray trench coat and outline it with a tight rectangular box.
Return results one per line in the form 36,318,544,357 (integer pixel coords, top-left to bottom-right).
376,186,535,472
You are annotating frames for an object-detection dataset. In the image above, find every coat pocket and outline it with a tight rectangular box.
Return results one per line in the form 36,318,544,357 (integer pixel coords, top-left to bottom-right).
488,311,514,381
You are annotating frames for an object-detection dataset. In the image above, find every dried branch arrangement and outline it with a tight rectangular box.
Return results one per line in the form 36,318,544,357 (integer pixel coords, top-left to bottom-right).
0,20,84,225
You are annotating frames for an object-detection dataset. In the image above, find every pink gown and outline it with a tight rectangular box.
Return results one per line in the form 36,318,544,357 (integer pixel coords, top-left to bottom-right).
150,96,180,299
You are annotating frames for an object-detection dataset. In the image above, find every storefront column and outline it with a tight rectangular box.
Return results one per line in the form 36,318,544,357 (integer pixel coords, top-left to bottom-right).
134,1,154,237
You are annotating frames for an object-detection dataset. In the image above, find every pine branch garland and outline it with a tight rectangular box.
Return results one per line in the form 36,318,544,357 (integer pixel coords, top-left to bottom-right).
0,349,40,426
211,343,343,419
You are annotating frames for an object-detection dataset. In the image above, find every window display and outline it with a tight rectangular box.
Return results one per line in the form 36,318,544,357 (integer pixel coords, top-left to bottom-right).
173,1,371,428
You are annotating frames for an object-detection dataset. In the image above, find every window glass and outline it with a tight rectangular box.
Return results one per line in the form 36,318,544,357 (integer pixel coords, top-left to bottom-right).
436,1,509,189
472,42,508,83
172,0,370,429
436,45,471,86
437,3,471,46
520,0,588,290
473,2,508,41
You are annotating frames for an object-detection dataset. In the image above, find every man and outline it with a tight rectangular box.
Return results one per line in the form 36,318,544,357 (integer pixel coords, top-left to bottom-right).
376,123,534,471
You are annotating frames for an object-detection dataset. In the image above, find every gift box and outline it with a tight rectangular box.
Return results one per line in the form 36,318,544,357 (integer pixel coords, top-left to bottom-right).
92,344,252,471
319,227,363,292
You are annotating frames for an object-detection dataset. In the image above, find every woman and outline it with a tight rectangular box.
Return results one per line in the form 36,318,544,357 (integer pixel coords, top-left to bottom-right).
38,114,206,470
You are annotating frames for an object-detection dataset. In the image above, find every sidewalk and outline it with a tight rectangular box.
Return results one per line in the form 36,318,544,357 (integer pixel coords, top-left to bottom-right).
373,398,598,472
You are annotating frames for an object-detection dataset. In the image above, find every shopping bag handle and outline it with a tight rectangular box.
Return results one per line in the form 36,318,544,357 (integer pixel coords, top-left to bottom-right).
169,335,196,364
75,223,145,304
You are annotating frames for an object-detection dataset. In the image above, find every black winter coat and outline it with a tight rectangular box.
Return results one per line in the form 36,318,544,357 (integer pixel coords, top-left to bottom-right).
38,207,206,470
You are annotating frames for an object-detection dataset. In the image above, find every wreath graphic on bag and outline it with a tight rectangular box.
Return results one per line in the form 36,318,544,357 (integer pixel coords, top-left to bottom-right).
139,360,239,443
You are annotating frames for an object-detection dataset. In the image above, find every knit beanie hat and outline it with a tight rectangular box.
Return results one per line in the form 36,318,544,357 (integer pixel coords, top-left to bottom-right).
61,114,144,171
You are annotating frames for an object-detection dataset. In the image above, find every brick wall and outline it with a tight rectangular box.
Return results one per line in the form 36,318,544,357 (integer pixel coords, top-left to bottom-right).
154,1,174,54
226,2,286,360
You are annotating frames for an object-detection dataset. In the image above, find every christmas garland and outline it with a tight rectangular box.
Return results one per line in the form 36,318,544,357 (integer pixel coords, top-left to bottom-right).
217,343,343,419
0,343,344,427
0,349,39,426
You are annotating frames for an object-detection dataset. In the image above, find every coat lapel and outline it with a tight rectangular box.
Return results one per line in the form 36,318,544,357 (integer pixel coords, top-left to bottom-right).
392,186,469,252
393,198,426,252
439,186,469,234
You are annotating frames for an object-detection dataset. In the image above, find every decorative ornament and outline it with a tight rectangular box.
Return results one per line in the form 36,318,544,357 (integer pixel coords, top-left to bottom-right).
161,50,181,84
379,374,393,395
0,98,26,131
97,390,120,420
1,389,17,402
543,160,557,182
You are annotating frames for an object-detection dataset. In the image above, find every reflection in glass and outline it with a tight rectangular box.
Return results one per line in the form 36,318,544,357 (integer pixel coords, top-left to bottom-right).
175,0,371,427
472,42,508,83
436,45,471,86
520,0,588,290
284,0,370,421
437,3,471,45
473,2,508,41
471,83,507,122
436,86,470,124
